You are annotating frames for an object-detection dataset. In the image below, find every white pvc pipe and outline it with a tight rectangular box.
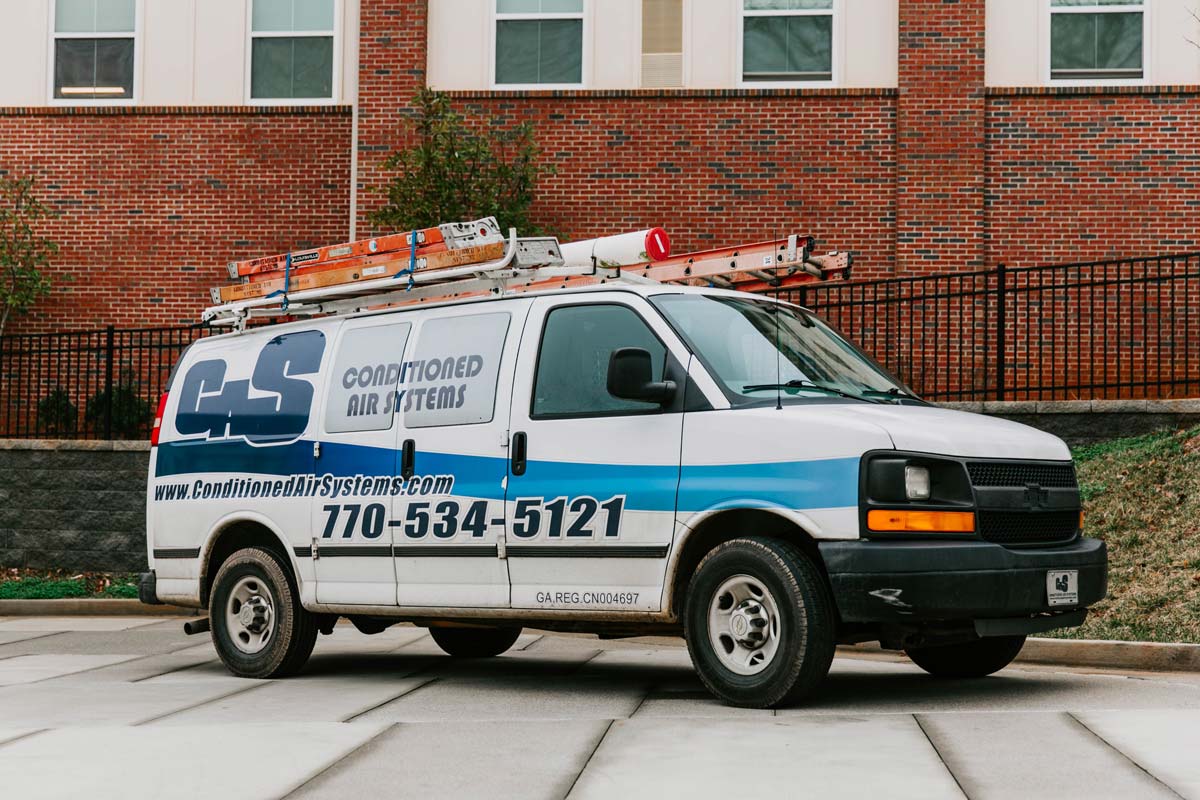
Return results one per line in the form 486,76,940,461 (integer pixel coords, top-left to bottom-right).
560,228,671,268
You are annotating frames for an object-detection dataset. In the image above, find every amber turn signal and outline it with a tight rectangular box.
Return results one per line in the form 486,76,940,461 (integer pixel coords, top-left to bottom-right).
867,509,975,533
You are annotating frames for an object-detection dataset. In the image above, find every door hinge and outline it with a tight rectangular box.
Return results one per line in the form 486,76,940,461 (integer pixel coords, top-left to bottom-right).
500,430,510,449
312,536,320,560
313,441,321,459
497,536,506,559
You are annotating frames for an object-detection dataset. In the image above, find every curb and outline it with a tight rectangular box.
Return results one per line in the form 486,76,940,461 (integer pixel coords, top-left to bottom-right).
840,637,1200,674
0,599,200,617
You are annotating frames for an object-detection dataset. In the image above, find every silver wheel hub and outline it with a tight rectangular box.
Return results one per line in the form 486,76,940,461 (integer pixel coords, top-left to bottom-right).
708,575,781,676
225,576,275,654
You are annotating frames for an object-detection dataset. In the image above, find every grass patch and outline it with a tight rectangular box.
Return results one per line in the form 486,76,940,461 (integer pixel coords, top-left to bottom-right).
1045,424,1200,644
0,569,140,600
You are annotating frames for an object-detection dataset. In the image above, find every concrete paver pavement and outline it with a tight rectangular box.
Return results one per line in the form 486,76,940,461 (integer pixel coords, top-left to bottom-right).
1,617,1199,799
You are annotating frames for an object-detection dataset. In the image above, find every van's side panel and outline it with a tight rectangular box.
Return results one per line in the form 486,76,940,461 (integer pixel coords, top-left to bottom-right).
148,322,337,605
675,406,894,540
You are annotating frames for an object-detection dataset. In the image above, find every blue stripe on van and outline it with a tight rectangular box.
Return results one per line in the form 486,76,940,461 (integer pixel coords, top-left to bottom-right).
154,439,859,512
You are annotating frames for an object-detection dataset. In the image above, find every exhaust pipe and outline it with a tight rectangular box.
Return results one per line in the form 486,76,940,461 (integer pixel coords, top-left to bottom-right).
183,618,210,636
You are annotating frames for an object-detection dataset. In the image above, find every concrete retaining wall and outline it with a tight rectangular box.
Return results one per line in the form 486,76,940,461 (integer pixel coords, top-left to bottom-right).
1,400,1197,572
940,399,1200,446
0,440,150,572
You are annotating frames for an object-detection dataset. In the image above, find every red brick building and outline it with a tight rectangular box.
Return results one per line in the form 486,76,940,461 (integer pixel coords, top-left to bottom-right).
1,0,1196,334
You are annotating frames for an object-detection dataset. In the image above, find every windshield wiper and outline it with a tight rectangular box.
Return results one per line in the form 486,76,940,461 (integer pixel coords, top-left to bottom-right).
858,387,923,402
742,379,877,402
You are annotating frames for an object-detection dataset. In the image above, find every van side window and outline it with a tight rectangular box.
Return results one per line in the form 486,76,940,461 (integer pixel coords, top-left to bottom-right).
325,322,412,433
532,304,667,418
404,312,511,428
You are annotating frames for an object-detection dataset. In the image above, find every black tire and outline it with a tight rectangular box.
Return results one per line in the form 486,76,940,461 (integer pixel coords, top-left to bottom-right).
209,546,317,679
684,537,836,709
905,634,1027,678
429,626,522,658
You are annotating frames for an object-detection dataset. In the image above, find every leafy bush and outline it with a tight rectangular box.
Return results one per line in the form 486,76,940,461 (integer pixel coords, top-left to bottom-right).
371,89,555,234
36,386,78,435
85,369,153,439
0,173,57,338
0,577,89,600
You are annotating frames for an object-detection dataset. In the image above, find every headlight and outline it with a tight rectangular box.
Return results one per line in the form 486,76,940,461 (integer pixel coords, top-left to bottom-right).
904,465,931,500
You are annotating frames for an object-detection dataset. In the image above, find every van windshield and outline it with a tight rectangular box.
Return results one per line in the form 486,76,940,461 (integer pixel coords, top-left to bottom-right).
650,294,917,405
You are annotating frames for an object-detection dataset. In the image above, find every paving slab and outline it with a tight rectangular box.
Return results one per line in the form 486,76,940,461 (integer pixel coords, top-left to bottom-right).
1077,711,1200,798
917,711,1175,800
0,631,64,647
0,616,165,632
0,723,386,800
290,719,610,800
0,680,264,727
0,654,141,686
568,715,964,800
155,673,433,725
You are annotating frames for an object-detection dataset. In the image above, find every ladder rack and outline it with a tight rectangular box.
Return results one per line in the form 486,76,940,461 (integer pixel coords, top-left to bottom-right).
202,228,851,331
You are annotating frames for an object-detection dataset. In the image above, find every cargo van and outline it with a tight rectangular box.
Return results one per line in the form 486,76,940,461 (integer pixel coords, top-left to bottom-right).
141,284,1106,707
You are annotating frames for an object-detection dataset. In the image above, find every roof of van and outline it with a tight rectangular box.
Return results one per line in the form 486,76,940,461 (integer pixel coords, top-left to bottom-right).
197,282,801,343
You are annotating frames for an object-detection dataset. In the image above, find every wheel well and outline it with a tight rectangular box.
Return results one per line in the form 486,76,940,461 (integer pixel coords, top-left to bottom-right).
670,509,828,617
201,520,292,608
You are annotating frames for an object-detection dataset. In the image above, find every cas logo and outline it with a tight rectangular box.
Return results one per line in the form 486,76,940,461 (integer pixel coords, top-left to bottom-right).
175,331,325,445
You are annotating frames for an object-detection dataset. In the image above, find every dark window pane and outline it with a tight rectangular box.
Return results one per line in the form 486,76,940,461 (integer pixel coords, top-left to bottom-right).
54,38,134,99
533,305,666,418
496,19,582,84
743,15,832,80
251,36,333,99
1051,11,1141,78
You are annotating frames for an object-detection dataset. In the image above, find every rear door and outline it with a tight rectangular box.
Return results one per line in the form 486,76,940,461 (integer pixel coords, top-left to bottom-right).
392,301,530,608
311,315,411,606
504,294,687,613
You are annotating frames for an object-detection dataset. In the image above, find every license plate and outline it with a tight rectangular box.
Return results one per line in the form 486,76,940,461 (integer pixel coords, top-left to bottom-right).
1047,570,1079,606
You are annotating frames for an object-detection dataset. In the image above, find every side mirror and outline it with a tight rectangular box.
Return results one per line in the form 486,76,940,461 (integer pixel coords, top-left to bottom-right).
607,347,676,405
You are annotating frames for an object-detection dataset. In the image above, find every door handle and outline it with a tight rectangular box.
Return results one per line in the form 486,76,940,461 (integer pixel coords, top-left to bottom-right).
510,431,527,476
401,438,416,480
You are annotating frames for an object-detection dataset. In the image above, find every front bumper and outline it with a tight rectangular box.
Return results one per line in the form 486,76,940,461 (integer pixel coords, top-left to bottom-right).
819,537,1107,629
138,570,162,605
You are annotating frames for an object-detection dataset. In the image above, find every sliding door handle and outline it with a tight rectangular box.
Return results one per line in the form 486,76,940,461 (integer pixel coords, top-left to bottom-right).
510,431,527,476
401,438,416,480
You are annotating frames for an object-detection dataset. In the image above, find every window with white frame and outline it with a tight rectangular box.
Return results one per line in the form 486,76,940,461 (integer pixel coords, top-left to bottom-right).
494,0,584,86
1050,0,1144,81
250,0,336,101
741,0,834,84
52,0,136,101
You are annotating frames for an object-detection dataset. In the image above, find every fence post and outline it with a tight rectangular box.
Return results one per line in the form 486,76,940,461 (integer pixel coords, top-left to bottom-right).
103,324,115,440
798,285,809,309
995,264,1007,401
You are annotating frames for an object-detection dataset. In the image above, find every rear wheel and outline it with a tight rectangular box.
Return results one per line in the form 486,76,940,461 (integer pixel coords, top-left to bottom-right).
905,635,1027,678
684,537,836,709
429,626,522,658
210,547,317,679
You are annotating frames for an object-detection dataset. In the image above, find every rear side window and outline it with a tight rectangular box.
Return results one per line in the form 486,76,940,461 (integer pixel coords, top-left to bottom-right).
325,322,412,433
403,312,511,428
532,304,666,418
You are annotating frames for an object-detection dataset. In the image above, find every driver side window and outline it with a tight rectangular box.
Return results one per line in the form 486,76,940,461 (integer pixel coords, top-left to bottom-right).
532,304,666,418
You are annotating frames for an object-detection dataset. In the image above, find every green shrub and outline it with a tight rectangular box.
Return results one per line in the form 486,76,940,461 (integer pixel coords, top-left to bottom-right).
0,577,89,600
36,386,78,435
85,369,153,439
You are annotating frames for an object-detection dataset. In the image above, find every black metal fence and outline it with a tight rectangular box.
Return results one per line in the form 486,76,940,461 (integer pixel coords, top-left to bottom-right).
2,252,1198,439
0,324,207,439
791,252,1200,402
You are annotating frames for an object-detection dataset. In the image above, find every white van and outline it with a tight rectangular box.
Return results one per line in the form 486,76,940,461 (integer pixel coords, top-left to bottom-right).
141,284,1106,708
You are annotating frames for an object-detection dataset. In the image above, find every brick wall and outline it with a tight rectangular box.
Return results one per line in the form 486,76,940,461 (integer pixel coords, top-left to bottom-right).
0,107,352,334
896,0,986,273
985,87,1200,268
446,89,898,276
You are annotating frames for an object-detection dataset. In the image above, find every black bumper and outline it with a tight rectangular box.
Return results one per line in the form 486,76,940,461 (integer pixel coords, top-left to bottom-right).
819,537,1107,627
138,570,162,605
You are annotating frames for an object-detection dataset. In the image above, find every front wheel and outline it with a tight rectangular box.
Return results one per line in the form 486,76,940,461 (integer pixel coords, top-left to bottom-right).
429,626,522,658
210,547,317,679
684,537,836,709
905,635,1027,678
